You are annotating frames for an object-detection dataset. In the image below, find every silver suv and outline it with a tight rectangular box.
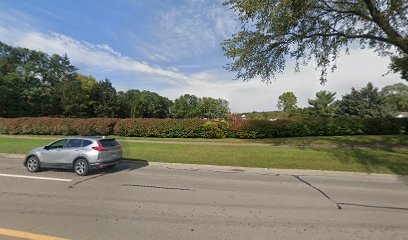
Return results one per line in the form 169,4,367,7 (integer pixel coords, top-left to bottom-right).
24,137,122,176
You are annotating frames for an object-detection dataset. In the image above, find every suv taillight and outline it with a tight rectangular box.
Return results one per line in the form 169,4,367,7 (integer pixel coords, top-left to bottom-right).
92,141,105,151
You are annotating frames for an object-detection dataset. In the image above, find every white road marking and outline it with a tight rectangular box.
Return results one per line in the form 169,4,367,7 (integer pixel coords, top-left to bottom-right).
0,173,72,182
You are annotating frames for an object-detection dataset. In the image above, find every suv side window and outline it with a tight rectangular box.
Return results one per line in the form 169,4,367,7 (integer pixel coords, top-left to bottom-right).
48,140,67,149
66,139,82,148
82,140,93,147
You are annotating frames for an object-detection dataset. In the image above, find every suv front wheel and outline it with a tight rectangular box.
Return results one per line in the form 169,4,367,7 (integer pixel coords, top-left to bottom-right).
26,156,40,173
74,159,89,176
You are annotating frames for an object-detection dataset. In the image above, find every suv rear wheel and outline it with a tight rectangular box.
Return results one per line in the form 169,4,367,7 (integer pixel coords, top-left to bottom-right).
74,159,89,176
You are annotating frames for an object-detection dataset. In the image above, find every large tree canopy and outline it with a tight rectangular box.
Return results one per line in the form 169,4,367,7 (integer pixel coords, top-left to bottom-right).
0,41,232,119
381,83,408,111
222,0,408,82
277,92,298,112
336,82,391,117
308,90,337,117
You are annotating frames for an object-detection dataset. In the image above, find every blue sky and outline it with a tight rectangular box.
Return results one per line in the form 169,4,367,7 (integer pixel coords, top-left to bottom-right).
0,0,405,112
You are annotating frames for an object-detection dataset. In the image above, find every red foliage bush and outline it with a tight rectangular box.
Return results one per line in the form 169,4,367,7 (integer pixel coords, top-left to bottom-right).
0,117,406,138
114,118,206,138
0,118,117,136
228,118,407,138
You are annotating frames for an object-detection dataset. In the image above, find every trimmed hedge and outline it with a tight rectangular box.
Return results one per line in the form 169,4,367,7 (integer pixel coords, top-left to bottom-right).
0,118,117,136
229,118,407,138
0,117,406,139
114,118,205,138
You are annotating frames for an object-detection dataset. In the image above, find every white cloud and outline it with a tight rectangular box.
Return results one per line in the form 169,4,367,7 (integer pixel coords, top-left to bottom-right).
0,8,36,29
0,27,187,83
0,11,404,113
158,48,405,113
136,1,238,62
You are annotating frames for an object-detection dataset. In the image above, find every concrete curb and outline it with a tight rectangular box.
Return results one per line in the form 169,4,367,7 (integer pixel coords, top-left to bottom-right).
1,152,405,181
141,161,406,181
0,153,25,159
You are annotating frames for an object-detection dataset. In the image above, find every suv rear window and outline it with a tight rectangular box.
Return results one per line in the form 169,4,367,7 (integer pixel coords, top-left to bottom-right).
99,139,120,147
67,139,82,148
82,140,93,147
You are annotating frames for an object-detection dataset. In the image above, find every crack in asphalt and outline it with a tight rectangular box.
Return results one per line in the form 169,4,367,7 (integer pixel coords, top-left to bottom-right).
165,167,200,171
68,173,106,188
338,202,408,211
293,175,343,210
65,165,406,211
121,184,195,191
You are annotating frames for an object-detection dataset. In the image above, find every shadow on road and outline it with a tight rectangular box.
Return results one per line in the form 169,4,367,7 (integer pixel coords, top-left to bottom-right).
309,147,408,182
250,135,408,147
87,159,149,176
44,159,149,176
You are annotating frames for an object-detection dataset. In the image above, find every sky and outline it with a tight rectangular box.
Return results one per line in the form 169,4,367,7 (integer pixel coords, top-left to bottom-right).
0,0,405,113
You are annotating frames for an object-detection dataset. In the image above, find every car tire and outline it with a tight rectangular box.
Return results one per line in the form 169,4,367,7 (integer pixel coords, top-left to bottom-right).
74,159,89,176
26,156,40,173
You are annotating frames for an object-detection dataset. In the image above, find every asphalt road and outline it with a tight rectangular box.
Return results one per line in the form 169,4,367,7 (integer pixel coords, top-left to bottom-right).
0,157,407,240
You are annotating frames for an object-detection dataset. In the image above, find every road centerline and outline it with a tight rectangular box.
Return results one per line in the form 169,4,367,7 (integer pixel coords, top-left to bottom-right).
0,227,69,240
121,183,195,191
0,173,72,182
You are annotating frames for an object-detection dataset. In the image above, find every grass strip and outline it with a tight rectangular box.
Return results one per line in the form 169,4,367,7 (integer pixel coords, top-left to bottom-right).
0,137,406,175
1,134,407,146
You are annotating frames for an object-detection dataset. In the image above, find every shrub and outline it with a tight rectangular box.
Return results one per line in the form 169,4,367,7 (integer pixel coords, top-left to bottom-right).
73,118,118,136
0,117,406,139
0,118,118,136
229,118,407,139
199,120,231,139
114,118,205,138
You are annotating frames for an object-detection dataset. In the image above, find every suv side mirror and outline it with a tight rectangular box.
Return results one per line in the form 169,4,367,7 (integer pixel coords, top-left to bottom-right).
44,145,50,150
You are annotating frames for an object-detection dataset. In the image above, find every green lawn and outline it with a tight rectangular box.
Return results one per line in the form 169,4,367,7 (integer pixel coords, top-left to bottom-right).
0,136,407,175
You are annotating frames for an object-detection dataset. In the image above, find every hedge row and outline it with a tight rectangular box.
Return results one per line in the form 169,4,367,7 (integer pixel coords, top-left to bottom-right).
114,119,206,138
0,117,406,138
229,118,407,138
0,118,117,136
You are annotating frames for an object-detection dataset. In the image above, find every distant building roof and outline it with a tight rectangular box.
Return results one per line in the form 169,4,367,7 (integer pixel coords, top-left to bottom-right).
395,112,408,118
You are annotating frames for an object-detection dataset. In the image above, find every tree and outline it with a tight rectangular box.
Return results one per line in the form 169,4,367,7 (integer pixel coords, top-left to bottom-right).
171,94,199,118
381,83,408,112
60,77,88,117
0,42,77,117
117,90,172,118
44,54,78,116
197,97,230,119
390,55,408,80
222,0,408,83
336,82,390,117
308,91,337,117
76,74,98,116
277,92,298,113
138,91,172,118
92,79,119,118
117,89,143,118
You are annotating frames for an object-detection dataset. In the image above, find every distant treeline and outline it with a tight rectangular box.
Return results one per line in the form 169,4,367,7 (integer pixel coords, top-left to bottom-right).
0,42,229,119
1,41,407,120
241,82,408,120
